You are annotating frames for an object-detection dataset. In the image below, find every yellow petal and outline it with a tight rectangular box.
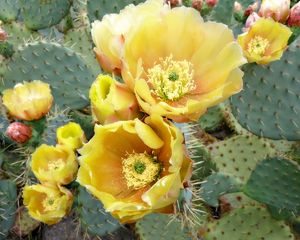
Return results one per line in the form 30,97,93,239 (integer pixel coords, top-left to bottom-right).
57,122,86,150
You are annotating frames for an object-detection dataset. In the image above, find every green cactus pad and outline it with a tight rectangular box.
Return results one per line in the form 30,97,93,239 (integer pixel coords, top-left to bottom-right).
0,0,20,22
230,38,300,140
243,157,300,215
0,41,95,109
209,0,234,25
208,135,277,183
198,105,225,132
77,186,121,237
69,110,94,140
204,206,295,240
0,180,17,240
135,213,192,240
20,0,72,30
200,172,242,207
87,0,145,23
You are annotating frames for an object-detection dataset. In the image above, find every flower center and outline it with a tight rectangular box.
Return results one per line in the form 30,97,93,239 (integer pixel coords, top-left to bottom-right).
122,152,161,190
247,36,270,56
48,159,65,171
42,196,59,212
147,55,195,101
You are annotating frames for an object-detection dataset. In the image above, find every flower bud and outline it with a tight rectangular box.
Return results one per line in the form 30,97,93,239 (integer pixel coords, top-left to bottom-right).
166,0,181,7
192,0,203,11
288,2,300,26
0,27,8,42
6,122,32,144
243,12,261,32
244,1,259,17
234,1,242,12
205,0,218,7
259,0,290,23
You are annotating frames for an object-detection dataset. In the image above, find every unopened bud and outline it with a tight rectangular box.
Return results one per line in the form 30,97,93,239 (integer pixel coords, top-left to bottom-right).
288,2,300,27
192,0,203,11
6,122,32,144
0,28,8,42
234,1,242,12
259,0,290,23
166,0,181,7
243,12,261,32
205,0,218,8
244,1,259,17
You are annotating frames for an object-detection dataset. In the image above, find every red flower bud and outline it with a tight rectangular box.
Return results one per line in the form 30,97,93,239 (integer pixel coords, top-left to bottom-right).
288,2,300,27
0,28,8,42
192,0,203,11
165,0,181,7
206,0,218,7
6,122,32,144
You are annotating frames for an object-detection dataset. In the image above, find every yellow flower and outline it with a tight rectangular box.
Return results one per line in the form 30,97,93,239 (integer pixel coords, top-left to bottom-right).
91,0,168,74
57,122,86,150
2,80,53,121
259,0,290,23
238,18,292,64
89,75,140,124
122,6,246,122
77,115,192,223
23,184,73,225
31,144,78,185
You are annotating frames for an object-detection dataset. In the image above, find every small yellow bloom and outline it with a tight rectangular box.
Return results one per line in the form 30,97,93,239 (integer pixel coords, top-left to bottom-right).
122,6,246,122
89,75,140,124
57,122,86,150
2,80,53,121
91,0,168,74
77,115,192,223
31,144,78,185
23,184,73,225
238,18,292,64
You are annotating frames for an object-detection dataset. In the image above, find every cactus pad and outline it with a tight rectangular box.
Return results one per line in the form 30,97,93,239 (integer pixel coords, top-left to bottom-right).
20,0,72,30
204,206,294,240
0,41,94,109
198,105,225,132
244,157,300,215
135,213,192,240
230,38,300,140
0,0,20,22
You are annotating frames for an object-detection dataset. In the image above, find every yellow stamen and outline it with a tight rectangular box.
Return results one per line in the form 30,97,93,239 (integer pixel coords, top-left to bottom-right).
247,36,270,56
48,159,65,171
42,197,59,212
122,152,161,190
147,55,195,101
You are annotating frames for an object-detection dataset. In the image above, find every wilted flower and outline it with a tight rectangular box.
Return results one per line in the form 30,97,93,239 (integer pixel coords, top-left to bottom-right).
2,80,53,121
57,122,86,150
259,0,290,23
288,2,300,27
91,0,168,74
23,184,73,225
6,122,32,144
238,18,292,64
122,6,246,122
31,144,78,185
89,75,140,124
77,115,192,223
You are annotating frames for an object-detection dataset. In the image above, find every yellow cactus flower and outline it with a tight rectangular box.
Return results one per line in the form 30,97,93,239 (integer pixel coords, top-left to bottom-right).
57,122,86,150
122,6,247,122
2,80,53,121
238,18,292,64
23,184,73,225
77,115,192,223
31,144,78,185
89,75,141,124
91,0,168,74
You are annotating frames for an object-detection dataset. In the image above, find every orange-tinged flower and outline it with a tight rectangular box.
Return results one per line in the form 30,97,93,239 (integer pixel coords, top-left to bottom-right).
122,6,246,122
259,0,290,23
238,18,292,64
77,115,192,223
23,184,73,225
91,0,168,74
31,144,78,185
89,74,140,124
2,80,53,121
57,122,86,150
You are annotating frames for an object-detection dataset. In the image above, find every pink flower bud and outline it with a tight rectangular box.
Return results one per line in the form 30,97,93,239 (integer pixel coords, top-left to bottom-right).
244,1,259,17
234,1,242,12
206,0,218,8
0,28,8,42
259,0,290,23
6,122,32,144
243,12,261,32
192,0,203,11
288,2,300,26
